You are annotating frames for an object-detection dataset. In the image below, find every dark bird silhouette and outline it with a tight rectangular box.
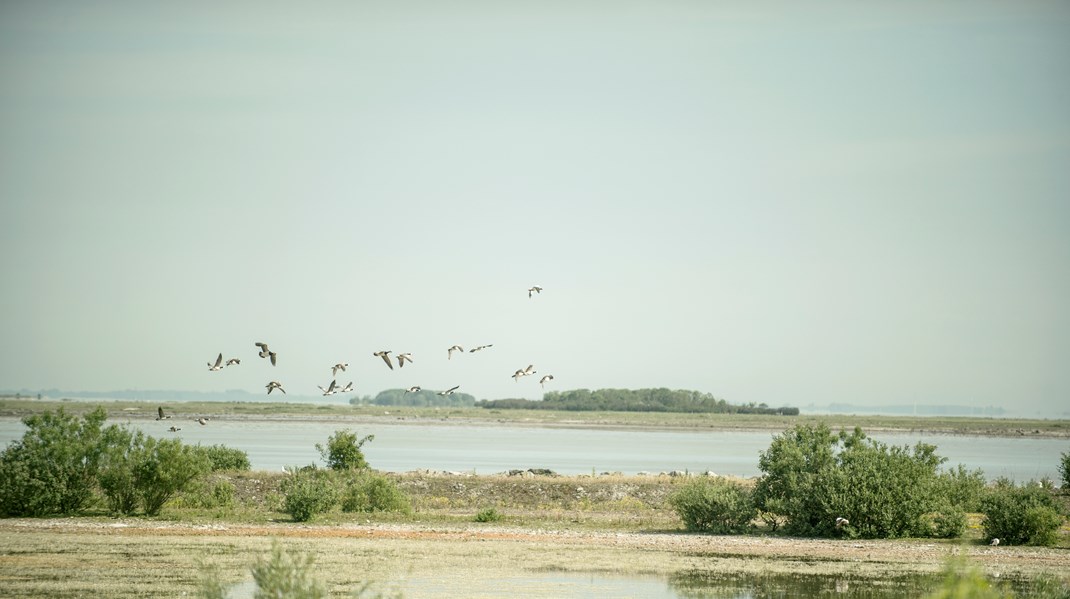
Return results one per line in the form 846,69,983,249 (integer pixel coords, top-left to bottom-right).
438,385,460,396
255,342,277,366
373,350,393,370
447,345,464,359
156,406,171,421
266,381,286,394
318,380,337,396
225,358,241,366
469,344,493,353
528,285,542,298
168,426,181,432
539,374,554,388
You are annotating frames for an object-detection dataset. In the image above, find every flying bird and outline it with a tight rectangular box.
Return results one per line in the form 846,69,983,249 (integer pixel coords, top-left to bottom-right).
397,352,413,368
225,358,241,366
168,426,181,432
255,342,277,366
266,381,286,395
539,374,554,388
373,350,393,370
469,344,493,353
405,386,421,393
332,363,348,377
318,380,338,396
438,385,460,396
196,417,209,426
207,353,224,371
447,345,464,359
156,406,171,421
337,382,354,393
528,285,542,298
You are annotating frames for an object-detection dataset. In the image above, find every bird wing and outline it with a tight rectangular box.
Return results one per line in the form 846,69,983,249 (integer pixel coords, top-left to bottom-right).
213,353,223,367
269,351,277,366
378,352,393,369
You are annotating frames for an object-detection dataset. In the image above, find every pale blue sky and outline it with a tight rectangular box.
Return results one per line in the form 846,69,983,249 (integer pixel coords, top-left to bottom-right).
1,2,1068,416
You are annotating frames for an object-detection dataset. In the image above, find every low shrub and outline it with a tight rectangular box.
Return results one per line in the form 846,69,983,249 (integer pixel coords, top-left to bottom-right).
250,539,327,599
197,445,251,472
474,508,503,523
341,471,411,514
669,477,755,534
280,467,339,522
316,430,373,471
979,482,1064,546
1059,451,1069,492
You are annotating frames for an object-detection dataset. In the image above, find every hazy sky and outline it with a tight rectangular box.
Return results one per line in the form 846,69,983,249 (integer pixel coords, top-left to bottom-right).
2,2,1068,417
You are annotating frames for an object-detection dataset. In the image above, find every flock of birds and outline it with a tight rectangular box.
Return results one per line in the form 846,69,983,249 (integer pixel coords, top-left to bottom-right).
179,285,555,429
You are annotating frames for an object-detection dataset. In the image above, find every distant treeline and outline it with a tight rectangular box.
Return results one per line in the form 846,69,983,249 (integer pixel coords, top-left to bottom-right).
477,388,799,415
350,388,477,407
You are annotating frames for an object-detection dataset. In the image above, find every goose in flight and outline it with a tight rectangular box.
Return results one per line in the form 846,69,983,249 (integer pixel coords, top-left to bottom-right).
332,362,348,377
512,365,535,382
539,374,554,388
168,426,181,432
337,381,354,393
447,345,464,359
318,380,338,396
207,353,224,371
255,342,277,366
156,406,171,421
405,386,421,393
528,285,542,298
373,350,394,370
469,344,493,353
266,381,286,395
225,358,241,366
397,352,413,368
437,385,460,396
196,417,209,426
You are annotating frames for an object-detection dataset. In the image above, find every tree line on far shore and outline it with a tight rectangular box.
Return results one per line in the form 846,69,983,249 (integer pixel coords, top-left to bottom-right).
477,388,799,415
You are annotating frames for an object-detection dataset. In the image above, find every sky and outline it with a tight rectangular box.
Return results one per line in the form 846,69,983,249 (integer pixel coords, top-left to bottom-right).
1,2,1068,417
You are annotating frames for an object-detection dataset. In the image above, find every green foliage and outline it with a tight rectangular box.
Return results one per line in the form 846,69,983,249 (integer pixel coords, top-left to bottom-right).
196,444,251,472
195,559,228,599
754,424,970,539
925,558,1013,599
316,429,373,471
669,477,756,534
1060,451,1070,491
478,388,798,415
935,465,987,513
280,467,340,522
364,388,476,407
135,436,212,516
250,539,327,599
474,508,503,523
96,427,144,515
979,482,1064,546
340,471,411,514
0,407,116,516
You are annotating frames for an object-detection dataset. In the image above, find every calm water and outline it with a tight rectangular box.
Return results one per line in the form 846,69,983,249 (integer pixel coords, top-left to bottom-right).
0,417,1065,481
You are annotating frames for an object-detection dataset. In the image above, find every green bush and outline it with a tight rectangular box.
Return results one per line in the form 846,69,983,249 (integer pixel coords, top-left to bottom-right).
753,424,969,539
0,407,117,516
316,430,374,471
341,471,411,514
96,428,144,515
250,539,326,599
197,445,251,472
928,500,968,539
474,508,503,523
925,558,1012,599
281,467,339,522
135,436,213,516
979,482,1064,546
669,477,755,534
935,465,987,513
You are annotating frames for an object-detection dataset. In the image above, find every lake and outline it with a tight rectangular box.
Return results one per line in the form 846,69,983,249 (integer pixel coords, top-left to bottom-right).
1,417,1065,482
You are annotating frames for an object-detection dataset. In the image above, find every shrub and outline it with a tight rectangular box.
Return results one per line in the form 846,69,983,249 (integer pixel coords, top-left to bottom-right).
669,477,755,534
925,558,1013,599
197,445,251,472
96,428,144,515
281,467,339,522
979,482,1064,546
135,436,213,516
928,500,968,539
935,465,987,513
474,508,503,523
754,424,959,539
0,407,116,516
316,430,374,471
340,471,411,514
250,539,326,599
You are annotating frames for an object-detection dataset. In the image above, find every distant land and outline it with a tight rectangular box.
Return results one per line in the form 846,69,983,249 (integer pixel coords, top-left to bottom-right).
2,389,1065,420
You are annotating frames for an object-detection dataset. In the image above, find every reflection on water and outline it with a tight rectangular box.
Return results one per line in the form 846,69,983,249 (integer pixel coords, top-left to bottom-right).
667,571,937,598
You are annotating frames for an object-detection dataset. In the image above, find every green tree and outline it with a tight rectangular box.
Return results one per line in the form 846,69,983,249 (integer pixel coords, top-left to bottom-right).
1059,451,1069,491
316,430,373,471
0,407,115,516
136,436,212,515
280,467,340,522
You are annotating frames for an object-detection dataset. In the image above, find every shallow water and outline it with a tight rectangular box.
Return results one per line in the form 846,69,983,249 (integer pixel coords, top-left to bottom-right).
0,417,1064,481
